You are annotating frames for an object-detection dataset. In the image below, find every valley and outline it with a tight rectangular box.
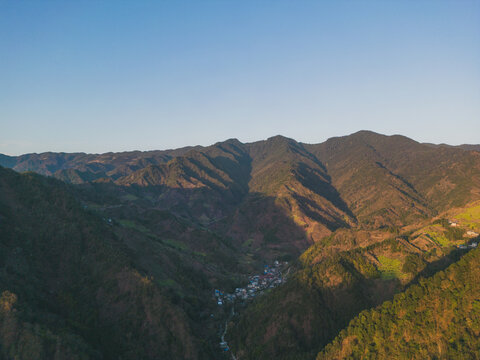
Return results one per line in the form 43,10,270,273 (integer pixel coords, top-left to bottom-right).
1,131,480,359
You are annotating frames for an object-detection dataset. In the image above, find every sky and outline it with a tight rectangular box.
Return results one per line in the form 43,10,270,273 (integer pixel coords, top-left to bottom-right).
1,0,479,155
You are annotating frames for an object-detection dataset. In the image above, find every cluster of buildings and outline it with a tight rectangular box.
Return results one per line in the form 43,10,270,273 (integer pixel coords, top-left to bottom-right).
448,219,479,249
448,221,479,237
458,241,478,250
214,260,288,305
214,289,233,305
219,341,229,352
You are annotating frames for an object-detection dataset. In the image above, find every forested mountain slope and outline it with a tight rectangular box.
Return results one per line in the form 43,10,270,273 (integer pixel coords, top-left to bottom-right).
227,197,480,359
0,167,216,359
318,246,480,360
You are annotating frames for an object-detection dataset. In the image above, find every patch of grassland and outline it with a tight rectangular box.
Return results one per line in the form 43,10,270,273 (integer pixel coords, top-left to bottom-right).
292,214,307,226
427,233,451,247
118,219,153,235
417,223,460,247
121,193,138,201
198,214,210,224
85,203,102,210
241,253,255,265
243,238,254,248
377,255,405,280
425,229,451,247
456,204,480,230
157,278,178,288
162,238,188,251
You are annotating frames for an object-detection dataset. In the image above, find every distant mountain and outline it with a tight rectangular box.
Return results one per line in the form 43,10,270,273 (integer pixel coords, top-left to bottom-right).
0,147,198,179
457,144,480,152
0,154,16,168
424,142,480,152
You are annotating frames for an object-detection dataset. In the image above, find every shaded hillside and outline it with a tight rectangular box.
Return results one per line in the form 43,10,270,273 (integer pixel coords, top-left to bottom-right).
318,246,480,360
430,143,480,152
106,137,357,259
115,139,251,223
228,249,387,360
0,154,16,168
243,136,355,239
457,144,480,152
54,168,108,184
0,167,214,359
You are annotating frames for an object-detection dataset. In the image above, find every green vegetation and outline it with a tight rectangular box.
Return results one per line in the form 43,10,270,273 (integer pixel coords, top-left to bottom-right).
121,193,138,201
242,238,254,248
402,254,425,275
118,218,155,235
228,243,399,360
162,238,189,251
318,248,480,360
416,219,466,248
229,225,469,359
444,225,466,241
0,168,213,359
456,203,480,230
377,255,405,280
425,231,451,247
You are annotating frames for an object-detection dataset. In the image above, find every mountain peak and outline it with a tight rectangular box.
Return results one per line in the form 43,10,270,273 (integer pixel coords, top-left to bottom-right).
214,138,242,146
266,134,296,143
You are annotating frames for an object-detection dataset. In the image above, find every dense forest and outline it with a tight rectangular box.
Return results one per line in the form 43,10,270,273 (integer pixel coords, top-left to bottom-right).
318,247,480,359
0,168,212,359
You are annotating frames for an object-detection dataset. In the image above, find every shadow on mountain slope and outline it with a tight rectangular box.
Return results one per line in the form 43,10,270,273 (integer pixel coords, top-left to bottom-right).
228,249,403,360
0,167,212,360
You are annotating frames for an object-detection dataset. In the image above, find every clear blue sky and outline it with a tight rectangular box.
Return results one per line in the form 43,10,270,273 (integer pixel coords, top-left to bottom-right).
1,0,479,155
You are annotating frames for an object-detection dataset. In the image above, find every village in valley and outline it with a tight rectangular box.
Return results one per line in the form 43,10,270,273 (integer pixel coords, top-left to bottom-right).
211,215,480,356
213,260,290,355
214,260,289,306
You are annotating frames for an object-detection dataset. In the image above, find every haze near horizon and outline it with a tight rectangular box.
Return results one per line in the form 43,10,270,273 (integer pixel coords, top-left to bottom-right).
1,0,479,155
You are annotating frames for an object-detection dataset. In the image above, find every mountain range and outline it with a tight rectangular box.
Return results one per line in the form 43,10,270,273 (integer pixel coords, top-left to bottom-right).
1,130,479,359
